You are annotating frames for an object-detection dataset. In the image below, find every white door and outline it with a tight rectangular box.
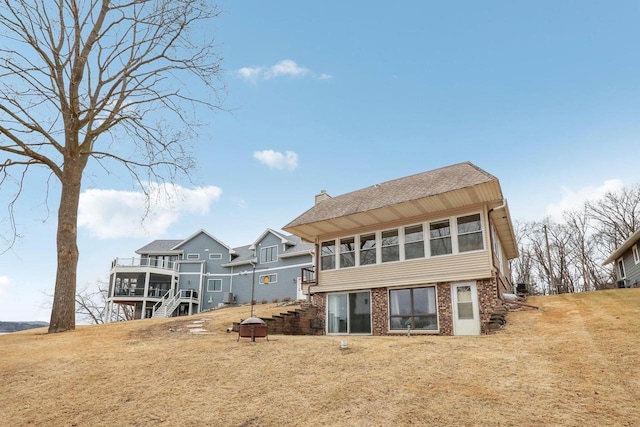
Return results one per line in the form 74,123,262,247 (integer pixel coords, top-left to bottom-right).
452,282,481,336
296,277,306,300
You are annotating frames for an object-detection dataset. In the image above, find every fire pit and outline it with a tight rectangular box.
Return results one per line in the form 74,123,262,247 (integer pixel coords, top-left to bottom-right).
237,317,269,342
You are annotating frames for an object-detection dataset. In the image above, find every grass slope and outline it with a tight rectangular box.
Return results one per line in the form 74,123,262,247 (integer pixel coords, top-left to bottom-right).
1,290,639,427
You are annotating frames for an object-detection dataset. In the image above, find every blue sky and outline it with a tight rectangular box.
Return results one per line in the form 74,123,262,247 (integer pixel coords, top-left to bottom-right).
1,1,639,321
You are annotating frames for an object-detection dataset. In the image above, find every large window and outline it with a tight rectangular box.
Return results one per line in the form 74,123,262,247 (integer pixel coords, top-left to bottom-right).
321,241,336,270
381,229,399,263
430,220,452,256
260,245,278,263
340,237,356,268
457,214,483,252
359,233,376,266
404,224,425,260
327,292,371,334
207,279,222,292
389,287,438,331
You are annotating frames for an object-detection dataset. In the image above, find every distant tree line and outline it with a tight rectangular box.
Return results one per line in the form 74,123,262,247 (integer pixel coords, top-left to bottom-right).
511,184,640,295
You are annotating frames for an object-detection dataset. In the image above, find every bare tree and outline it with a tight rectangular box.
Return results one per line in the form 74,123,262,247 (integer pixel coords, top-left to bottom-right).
0,0,222,332
513,185,640,294
586,184,640,255
76,282,134,324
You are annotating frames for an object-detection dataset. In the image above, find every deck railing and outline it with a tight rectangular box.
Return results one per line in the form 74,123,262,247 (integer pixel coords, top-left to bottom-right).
111,257,178,271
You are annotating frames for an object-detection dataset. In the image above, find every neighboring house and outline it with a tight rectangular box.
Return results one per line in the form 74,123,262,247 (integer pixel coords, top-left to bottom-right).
283,162,519,336
603,228,640,288
106,229,314,321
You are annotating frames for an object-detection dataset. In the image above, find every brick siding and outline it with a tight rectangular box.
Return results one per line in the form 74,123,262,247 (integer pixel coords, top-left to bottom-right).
311,277,501,336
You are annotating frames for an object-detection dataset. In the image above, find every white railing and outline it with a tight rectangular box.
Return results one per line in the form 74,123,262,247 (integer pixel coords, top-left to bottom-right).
151,289,199,318
111,257,178,271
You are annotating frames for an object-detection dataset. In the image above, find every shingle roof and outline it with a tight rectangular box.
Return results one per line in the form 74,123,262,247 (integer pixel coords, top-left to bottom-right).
284,162,498,228
136,240,183,254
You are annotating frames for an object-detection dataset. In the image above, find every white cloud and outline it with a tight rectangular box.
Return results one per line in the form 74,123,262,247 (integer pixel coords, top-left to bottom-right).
545,179,624,221
236,59,329,82
265,60,310,79
78,183,222,238
236,66,263,83
253,150,299,170
0,275,10,297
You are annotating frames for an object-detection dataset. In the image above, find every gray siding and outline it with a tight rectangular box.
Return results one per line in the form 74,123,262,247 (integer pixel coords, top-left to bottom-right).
619,240,640,286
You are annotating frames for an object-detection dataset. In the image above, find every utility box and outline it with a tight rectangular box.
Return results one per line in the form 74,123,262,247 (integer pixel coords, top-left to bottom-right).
222,292,235,304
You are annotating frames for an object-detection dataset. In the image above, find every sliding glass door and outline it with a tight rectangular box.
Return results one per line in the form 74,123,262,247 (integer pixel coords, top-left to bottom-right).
327,291,371,334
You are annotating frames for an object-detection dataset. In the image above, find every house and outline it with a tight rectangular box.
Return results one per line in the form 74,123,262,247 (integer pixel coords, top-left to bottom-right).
283,162,519,336
106,229,314,321
603,228,640,288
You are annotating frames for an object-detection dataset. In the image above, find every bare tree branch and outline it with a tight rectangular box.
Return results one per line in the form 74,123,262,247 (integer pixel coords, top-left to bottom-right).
0,0,223,332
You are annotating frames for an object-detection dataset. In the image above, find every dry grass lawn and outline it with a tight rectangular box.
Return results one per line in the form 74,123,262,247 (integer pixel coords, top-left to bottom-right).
1,289,639,427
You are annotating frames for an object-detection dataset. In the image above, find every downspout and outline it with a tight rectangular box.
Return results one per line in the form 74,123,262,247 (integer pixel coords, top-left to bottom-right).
306,239,320,297
488,200,507,299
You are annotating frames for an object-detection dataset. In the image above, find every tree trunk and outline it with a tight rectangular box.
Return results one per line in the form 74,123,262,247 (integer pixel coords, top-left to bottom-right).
48,157,85,333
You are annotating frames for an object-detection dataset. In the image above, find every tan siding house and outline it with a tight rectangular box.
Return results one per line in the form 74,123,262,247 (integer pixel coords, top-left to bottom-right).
283,162,519,336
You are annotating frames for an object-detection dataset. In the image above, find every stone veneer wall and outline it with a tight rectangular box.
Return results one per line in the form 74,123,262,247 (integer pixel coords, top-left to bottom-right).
435,283,453,336
476,277,500,335
311,277,500,336
371,288,388,335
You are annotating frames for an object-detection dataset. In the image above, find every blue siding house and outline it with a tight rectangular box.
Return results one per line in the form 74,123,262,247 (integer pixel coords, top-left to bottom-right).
604,228,640,288
106,229,314,321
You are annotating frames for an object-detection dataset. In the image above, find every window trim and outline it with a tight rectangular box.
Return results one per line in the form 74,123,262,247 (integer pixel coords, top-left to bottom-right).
260,245,278,264
186,253,200,260
320,240,336,271
456,213,484,253
380,228,400,263
429,219,452,257
326,291,372,335
207,278,222,292
259,273,277,284
319,211,486,269
403,223,425,260
339,237,356,268
388,285,439,334
209,253,223,260
633,245,640,265
617,258,626,279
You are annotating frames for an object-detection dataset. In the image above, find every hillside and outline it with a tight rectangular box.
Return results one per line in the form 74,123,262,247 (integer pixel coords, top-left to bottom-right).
0,321,49,333
1,289,638,426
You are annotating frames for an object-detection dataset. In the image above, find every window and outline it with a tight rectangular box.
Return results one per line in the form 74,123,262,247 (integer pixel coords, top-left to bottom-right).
340,237,355,268
209,253,222,260
381,229,399,263
259,274,277,284
207,279,222,292
359,233,376,265
404,224,425,260
633,245,640,265
457,214,483,252
617,258,626,279
389,287,438,331
186,253,200,260
430,220,451,256
260,245,278,263
327,292,371,334
321,241,336,270
456,286,474,319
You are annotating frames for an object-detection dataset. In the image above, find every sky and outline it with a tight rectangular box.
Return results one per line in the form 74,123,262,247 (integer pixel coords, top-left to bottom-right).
1,1,639,322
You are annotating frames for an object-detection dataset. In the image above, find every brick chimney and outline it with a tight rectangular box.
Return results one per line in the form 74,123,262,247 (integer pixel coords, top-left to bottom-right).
315,190,331,205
